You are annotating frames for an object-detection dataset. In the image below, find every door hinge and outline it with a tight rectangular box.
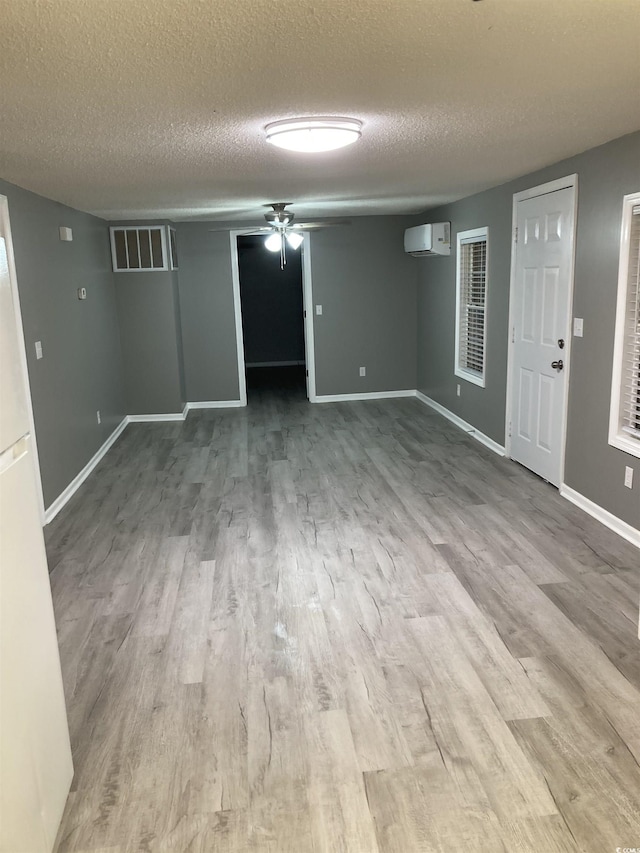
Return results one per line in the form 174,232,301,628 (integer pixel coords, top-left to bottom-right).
304,309,307,318
511,326,515,344
306,369,309,377
514,227,518,243
508,421,512,438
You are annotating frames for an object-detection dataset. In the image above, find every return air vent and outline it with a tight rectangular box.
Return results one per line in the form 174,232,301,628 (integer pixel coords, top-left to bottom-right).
110,226,176,272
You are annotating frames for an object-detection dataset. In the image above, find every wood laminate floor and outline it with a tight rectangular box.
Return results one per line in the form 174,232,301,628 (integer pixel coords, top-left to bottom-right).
47,388,640,852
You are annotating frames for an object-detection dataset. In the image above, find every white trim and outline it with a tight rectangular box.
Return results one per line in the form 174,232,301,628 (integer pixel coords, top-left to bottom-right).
505,174,578,484
301,233,318,402
0,195,46,522
314,389,416,403
513,174,579,202
455,226,488,388
186,400,244,410
560,484,640,550
230,230,316,404
416,391,505,456
246,360,305,368
168,226,178,270
608,191,640,459
127,410,186,422
44,417,128,524
229,231,248,406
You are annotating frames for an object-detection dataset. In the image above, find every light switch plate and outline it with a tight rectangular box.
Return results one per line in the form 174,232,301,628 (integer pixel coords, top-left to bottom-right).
315,305,323,315
35,341,43,359
624,466,634,489
59,226,73,242
573,317,584,337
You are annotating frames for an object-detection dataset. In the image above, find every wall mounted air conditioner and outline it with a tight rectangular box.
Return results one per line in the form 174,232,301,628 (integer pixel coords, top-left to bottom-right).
404,222,451,257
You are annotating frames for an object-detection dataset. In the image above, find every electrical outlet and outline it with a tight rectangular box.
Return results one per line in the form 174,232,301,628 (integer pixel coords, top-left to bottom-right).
456,384,461,397
315,305,323,315
624,466,634,489
96,410,101,425
35,341,43,360
359,366,366,377
78,287,87,300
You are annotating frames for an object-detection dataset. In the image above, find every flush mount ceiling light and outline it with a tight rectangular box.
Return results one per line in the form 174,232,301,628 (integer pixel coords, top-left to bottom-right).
265,117,362,153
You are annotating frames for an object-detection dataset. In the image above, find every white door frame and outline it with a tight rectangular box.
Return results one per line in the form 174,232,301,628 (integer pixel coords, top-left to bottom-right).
505,174,578,485
0,195,46,522
229,230,317,403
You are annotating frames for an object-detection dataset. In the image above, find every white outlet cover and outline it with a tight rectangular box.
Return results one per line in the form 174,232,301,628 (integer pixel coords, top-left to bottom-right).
315,305,323,315
359,366,366,376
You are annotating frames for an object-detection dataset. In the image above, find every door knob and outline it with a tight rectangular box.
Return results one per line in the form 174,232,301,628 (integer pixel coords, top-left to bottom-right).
551,359,564,371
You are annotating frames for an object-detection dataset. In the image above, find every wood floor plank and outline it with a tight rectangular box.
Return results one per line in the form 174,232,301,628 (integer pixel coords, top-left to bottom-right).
48,386,640,852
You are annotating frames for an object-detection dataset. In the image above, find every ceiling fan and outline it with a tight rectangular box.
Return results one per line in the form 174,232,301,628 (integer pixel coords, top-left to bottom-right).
209,203,350,268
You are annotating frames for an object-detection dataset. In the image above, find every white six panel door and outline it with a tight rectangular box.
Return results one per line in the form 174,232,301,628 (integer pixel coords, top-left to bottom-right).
510,186,575,486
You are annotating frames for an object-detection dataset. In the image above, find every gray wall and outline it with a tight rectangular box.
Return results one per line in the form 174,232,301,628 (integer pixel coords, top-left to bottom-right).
114,269,185,415
310,216,417,396
237,235,304,366
176,224,242,403
0,179,125,509
176,217,418,402
416,130,640,529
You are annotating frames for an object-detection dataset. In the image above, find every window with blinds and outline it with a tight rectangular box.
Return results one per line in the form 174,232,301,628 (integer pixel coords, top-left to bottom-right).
455,227,488,387
609,194,640,458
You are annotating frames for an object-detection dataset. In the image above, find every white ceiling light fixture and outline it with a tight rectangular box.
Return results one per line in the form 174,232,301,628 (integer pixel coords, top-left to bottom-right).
265,117,362,153
285,231,304,250
264,232,282,252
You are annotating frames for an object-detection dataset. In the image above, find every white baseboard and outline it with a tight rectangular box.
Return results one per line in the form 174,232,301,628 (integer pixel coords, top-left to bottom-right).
314,390,417,404
44,417,128,524
559,484,640,550
127,403,188,422
415,391,505,456
246,361,305,368
186,400,245,410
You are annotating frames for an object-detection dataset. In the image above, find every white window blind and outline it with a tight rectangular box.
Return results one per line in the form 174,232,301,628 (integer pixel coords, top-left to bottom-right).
621,204,640,435
455,228,488,386
609,193,640,459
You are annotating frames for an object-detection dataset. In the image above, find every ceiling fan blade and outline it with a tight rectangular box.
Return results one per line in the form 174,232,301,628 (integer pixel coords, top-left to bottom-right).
292,219,352,230
207,224,272,232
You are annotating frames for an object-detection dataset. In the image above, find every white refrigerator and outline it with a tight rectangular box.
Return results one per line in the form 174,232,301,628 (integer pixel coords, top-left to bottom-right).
0,197,73,851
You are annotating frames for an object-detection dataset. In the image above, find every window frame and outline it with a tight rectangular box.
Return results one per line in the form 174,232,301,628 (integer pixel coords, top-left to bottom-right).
609,191,640,459
169,227,178,270
455,226,489,388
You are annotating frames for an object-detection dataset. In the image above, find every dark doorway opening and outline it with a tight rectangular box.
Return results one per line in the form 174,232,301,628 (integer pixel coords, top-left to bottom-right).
236,235,307,401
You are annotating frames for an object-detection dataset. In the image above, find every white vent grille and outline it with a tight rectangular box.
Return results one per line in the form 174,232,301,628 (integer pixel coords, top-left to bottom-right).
110,226,169,272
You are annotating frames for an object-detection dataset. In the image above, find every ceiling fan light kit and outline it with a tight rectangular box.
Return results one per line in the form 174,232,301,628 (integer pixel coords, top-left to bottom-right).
265,117,362,152
264,232,283,252
285,231,304,250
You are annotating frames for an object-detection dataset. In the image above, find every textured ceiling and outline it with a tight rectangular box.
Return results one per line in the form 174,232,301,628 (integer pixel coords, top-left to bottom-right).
0,0,639,222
